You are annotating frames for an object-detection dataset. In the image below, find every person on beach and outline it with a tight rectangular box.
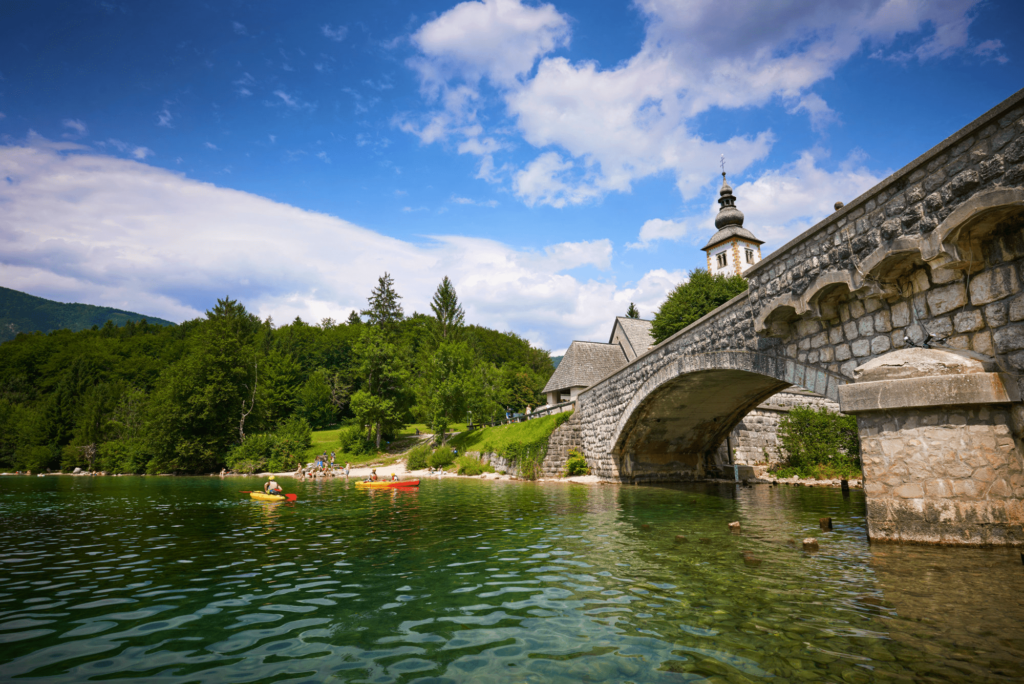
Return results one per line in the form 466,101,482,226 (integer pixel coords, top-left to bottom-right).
344,462,350,477
264,476,283,495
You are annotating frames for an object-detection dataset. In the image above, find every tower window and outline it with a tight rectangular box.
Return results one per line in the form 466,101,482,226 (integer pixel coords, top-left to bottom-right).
745,248,754,264
716,252,727,268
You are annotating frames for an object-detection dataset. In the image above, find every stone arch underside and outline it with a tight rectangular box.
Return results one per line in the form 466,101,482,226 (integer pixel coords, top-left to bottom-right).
609,351,846,481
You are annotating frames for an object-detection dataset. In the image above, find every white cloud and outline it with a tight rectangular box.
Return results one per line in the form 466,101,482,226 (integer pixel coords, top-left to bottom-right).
451,195,498,207
973,38,1009,64
232,21,247,36
272,89,315,111
409,0,569,91
633,149,884,252
628,218,695,250
204,142,219,150
157,107,174,128
0,138,687,351
132,146,153,160
62,119,87,137
321,24,348,42
403,0,991,208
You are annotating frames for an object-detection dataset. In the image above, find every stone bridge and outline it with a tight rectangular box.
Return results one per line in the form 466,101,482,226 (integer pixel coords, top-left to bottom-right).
577,88,1024,546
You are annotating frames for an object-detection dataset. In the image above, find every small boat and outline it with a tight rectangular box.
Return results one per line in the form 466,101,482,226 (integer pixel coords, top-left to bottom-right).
249,491,296,501
355,479,420,489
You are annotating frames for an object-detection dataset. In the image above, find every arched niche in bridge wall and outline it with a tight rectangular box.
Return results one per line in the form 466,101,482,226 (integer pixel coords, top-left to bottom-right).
754,188,1024,337
609,351,846,482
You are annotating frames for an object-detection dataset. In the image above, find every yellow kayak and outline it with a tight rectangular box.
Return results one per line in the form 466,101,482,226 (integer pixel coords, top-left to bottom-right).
249,491,295,501
355,479,420,489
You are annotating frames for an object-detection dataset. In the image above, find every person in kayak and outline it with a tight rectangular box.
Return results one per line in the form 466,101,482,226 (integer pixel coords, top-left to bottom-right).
390,473,398,481
264,476,283,495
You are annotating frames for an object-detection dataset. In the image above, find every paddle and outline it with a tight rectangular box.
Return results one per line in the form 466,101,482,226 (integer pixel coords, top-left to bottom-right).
240,491,298,502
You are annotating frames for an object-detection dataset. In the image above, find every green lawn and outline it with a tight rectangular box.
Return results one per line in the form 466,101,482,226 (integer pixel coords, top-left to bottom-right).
398,423,471,435
447,413,571,454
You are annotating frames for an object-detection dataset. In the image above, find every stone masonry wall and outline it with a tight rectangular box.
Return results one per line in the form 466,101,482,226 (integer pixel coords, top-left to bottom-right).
747,93,1024,397
857,405,1024,545
541,411,582,477
475,412,582,478
714,390,842,467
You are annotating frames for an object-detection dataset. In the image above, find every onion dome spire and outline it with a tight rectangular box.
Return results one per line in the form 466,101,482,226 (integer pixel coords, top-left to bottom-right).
715,171,744,230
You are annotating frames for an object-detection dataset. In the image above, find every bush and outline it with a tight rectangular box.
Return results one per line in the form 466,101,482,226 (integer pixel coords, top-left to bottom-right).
337,424,376,456
405,443,432,471
428,446,458,469
271,416,312,472
98,439,148,474
772,406,861,479
455,455,494,476
563,449,589,477
226,433,279,474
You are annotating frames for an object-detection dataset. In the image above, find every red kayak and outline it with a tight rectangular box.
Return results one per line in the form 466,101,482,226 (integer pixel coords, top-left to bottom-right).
355,479,420,489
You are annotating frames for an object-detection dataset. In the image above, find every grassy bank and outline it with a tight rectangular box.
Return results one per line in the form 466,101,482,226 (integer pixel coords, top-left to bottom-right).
444,412,573,478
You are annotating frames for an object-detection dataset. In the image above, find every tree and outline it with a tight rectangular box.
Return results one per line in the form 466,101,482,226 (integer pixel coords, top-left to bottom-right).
651,268,748,344
626,303,640,319
429,276,465,343
346,310,361,326
361,272,404,337
353,277,409,447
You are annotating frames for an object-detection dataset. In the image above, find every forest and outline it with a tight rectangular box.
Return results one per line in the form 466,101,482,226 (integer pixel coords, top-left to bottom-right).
0,274,554,474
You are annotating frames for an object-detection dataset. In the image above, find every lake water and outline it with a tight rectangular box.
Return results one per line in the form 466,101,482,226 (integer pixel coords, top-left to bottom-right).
2,476,1023,683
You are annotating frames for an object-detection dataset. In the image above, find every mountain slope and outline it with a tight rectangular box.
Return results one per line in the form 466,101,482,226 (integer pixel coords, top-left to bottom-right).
0,286,175,342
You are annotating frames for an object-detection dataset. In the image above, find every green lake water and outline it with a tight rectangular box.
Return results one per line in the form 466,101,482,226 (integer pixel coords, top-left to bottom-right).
2,476,1023,683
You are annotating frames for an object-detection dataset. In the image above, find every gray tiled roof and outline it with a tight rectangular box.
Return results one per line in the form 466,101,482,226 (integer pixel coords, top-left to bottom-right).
543,341,627,393
703,225,764,249
609,317,654,358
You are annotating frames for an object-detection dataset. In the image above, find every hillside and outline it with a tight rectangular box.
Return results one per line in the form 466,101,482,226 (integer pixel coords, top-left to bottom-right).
0,286,174,343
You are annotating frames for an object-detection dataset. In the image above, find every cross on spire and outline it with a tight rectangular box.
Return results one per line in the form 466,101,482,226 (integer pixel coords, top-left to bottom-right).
720,154,726,177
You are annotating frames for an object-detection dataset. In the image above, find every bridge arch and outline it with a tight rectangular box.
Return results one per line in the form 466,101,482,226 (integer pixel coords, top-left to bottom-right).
608,351,846,481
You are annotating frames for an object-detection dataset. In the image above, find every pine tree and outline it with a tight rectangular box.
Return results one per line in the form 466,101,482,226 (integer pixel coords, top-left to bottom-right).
429,276,465,344
346,310,361,326
361,273,404,338
626,302,640,319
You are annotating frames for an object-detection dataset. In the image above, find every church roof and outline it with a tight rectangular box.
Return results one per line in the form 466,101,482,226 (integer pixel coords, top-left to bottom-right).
609,317,655,358
702,171,764,250
542,341,627,393
702,225,764,249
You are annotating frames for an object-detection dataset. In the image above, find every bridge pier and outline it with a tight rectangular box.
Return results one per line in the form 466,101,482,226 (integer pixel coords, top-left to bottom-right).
840,348,1024,546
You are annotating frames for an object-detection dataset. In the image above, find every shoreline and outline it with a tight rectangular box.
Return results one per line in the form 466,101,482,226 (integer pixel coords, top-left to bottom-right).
3,464,861,488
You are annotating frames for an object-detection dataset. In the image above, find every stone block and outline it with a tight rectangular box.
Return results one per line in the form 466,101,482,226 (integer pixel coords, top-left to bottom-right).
953,309,985,333
850,299,866,319
911,269,931,294
1009,293,1024,322
851,339,871,357
927,282,967,316
891,301,910,327
874,310,892,333
894,483,924,499
905,323,926,345
969,264,1019,305
981,301,1008,329
891,329,906,348
994,323,1024,353
972,331,994,355
948,335,971,350
865,298,883,314
835,344,852,361
930,316,953,337
858,317,875,336
925,479,953,498
843,320,859,340
795,319,821,337
829,326,844,344
811,332,827,348
871,335,892,354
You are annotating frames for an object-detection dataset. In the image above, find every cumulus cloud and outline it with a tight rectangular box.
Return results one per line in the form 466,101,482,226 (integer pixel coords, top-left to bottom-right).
0,138,684,350
633,149,884,252
402,0,991,208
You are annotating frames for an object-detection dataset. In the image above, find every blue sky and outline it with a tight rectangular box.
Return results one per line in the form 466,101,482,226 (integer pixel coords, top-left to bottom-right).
1,0,1022,353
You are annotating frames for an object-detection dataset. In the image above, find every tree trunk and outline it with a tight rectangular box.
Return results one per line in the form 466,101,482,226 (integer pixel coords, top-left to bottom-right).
375,422,382,449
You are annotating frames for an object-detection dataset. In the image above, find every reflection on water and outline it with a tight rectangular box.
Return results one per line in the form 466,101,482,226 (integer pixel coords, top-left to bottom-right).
1,476,1022,683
